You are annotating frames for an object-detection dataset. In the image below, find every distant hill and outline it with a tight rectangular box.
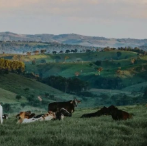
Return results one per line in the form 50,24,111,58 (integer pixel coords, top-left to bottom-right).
0,32,147,48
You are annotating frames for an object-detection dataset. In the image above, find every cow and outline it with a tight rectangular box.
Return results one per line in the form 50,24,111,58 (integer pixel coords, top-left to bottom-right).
20,111,56,124
16,111,31,119
48,99,81,115
20,117,42,124
55,108,72,120
107,105,133,120
16,111,35,124
0,104,3,124
40,111,56,121
2,114,8,120
81,106,108,118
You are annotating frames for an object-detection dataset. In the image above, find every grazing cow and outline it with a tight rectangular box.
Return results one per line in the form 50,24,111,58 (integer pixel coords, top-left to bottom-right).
48,99,81,115
2,114,8,120
0,104,3,124
81,106,108,118
56,108,72,120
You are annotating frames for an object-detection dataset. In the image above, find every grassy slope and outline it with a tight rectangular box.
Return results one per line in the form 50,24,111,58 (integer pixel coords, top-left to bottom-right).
0,105,147,146
0,87,27,104
0,73,76,112
1,51,147,108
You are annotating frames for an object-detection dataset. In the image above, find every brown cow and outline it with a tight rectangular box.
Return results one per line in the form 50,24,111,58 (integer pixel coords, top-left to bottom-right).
48,99,81,115
108,105,133,120
81,106,109,118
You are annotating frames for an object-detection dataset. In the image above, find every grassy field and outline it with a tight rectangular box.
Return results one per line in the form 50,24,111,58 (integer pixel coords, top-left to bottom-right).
0,73,76,112
0,87,26,104
0,104,147,146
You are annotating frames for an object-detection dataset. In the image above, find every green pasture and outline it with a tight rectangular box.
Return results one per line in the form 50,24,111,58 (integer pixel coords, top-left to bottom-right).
0,105,147,146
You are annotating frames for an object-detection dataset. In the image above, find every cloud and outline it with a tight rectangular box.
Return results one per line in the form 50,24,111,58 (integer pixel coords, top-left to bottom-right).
0,0,147,19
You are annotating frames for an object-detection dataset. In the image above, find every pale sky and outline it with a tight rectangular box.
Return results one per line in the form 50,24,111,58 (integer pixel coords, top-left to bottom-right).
0,0,147,38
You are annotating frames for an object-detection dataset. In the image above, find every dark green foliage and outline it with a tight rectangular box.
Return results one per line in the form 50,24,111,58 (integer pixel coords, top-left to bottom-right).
42,76,89,93
77,91,96,97
20,103,26,108
15,95,22,101
94,60,102,66
94,76,122,89
143,87,147,98
3,103,11,112
24,88,29,92
117,51,122,58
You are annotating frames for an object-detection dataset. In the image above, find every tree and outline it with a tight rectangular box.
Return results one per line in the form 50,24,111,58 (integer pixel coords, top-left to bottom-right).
95,60,102,66
16,95,22,101
117,52,122,58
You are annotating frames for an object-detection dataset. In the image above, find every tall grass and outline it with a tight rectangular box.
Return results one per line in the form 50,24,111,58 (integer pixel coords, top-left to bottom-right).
0,105,147,146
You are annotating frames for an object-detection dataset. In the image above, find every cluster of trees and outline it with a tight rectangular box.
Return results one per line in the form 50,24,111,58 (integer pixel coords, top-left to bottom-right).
42,76,89,93
94,76,122,89
0,41,97,54
0,58,25,74
101,47,147,55
118,47,146,55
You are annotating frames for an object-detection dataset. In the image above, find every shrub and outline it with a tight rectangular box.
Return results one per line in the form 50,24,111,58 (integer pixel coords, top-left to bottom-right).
16,95,22,101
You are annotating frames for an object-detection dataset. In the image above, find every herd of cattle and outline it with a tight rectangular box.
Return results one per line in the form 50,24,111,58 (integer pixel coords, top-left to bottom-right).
0,99,133,124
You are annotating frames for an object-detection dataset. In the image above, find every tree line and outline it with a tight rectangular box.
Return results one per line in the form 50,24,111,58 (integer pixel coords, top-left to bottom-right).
42,76,89,94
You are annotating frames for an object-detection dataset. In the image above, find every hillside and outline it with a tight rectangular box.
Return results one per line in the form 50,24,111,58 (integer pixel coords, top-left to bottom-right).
0,32,147,48
0,87,26,104
1,50,147,110
0,73,77,112
0,41,95,54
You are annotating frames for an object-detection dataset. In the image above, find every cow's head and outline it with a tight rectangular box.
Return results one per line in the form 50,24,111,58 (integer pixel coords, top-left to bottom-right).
70,98,81,107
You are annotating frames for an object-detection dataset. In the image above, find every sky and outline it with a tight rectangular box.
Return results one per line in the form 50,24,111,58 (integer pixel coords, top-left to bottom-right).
0,0,147,39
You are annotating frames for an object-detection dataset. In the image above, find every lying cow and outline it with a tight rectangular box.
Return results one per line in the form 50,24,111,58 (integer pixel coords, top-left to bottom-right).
0,104,3,124
81,105,133,120
16,111,36,124
21,117,42,124
48,99,81,115
107,105,133,120
20,111,56,124
16,111,32,119
40,111,56,121
56,108,72,120
81,106,108,118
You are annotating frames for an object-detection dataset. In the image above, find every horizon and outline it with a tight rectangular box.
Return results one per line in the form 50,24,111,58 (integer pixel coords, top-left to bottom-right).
1,31,147,40
0,0,147,39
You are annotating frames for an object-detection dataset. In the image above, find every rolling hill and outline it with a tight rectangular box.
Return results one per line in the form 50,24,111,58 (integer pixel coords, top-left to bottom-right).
0,32,147,48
